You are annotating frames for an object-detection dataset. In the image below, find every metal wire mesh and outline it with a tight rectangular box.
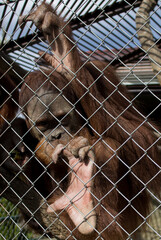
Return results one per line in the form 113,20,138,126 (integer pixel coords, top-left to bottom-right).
0,0,161,239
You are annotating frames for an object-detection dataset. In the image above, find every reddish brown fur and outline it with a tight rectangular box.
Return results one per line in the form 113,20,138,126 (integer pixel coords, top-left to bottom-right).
18,3,161,238
0,71,18,128
19,67,161,239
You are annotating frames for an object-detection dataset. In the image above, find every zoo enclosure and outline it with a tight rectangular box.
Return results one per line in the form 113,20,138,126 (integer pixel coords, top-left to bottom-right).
1,0,161,239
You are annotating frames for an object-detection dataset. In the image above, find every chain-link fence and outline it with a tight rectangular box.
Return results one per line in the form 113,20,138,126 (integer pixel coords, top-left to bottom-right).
1,0,161,239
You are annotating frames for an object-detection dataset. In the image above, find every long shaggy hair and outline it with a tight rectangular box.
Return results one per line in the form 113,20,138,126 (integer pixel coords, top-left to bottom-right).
19,63,161,239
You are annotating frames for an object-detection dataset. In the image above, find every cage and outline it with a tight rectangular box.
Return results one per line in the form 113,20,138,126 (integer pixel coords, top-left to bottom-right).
0,0,161,239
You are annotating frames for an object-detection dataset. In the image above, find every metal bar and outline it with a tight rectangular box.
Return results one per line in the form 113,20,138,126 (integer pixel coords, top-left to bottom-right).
113,39,161,67
0,0,24,5
71,0,141,30
94,20,130,51
2,31,43,52
15,0,35,40
11,0,29,40
73,0,92,18
59,0,70,16
1,0,142,51
21,0,40,39
1,1,19,44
